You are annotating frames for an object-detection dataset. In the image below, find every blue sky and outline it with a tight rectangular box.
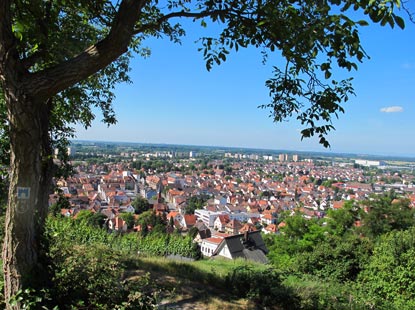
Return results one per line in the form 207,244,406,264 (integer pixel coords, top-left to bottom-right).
75,6,415,157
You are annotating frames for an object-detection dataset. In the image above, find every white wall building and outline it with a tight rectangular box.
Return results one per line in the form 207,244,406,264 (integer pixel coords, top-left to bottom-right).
200,237,223,257
194,209,227,227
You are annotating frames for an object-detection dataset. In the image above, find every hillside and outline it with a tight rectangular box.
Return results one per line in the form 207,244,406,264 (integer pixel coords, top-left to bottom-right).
127,257,255,310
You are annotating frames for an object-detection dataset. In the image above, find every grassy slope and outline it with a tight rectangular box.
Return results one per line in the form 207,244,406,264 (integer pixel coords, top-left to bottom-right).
126,256,267,310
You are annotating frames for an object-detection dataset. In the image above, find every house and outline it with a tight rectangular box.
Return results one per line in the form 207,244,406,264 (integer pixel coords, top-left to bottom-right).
60,208,73,217
120,204,135,213
200,237,223,257
225,219,243,235
108,216,127,232
194,209,224,227
140,187,157,200
263,223,278,234
100,207,117,220
260,213,275,225
213,214,230,232
212,231,268,264
239,223,257,234
214,195,227,206
332,200,345,209
193,221,212,244
153,203,168,215
167,211,183,228
181,214,197,230
248,217,261,225
166,189,184,203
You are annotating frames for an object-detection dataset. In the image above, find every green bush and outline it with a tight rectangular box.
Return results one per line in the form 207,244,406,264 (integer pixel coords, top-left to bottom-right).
42,216,162,309
8,288,55,310
355,227,415,309
50,244,123,308
283,275,357,310
225,266,298,309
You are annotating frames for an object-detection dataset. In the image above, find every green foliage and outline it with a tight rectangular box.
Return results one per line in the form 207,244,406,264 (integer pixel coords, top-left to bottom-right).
297,234,373,282
356,227,415,309
225,266,298,309
283,275,357,310
88,212,108,228
185,195,209,214
132,196,151,214
265,191,415,309
9,288,56,310
137,210,167,236
281,213,327,250
359,195,415,238
50,244,139,309
217,0,404,146
46,215,200,259
34,206,415,309
50,245,159,310
119,212,135,229
48,195,69,217
73,210,108,228
46,216,118,249
282,212,311,240
136,233,201,259
326,200,361,236
131,159,173,173
43,217,163,309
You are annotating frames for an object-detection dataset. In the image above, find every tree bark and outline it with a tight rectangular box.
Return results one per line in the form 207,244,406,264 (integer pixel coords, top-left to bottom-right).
2,85,53,308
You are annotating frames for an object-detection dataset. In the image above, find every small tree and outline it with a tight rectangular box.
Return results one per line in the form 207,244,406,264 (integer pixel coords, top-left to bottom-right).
132,196,150,214
119,212,135,230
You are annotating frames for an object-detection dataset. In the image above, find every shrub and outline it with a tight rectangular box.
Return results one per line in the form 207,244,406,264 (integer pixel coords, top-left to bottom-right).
224,266,298,309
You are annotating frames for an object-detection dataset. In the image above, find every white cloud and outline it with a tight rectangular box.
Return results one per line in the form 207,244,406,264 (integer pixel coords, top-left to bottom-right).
380,106,404,113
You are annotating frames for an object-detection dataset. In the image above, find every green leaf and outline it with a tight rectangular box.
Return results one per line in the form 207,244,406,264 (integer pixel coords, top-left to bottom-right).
393,15,405,29
356,20,369,26
12,21,25,41
325,71,332,79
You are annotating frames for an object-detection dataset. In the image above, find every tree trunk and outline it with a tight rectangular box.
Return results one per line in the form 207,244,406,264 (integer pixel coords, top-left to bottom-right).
2,89,53,309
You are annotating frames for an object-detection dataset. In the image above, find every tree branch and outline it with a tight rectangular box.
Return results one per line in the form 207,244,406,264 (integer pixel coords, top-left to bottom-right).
133,9,229,34
0,0,21,78
402,0,415,24
24,0,147,100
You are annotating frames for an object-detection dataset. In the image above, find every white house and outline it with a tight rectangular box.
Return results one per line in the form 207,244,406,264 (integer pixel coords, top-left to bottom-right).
213,214,230,232
213,231,268,263
108,217,127,232
119,204,135,213
200,237,223,257
194,209,226,227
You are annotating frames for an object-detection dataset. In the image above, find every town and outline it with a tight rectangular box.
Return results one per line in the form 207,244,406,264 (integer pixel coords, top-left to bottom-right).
50,141,415,262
